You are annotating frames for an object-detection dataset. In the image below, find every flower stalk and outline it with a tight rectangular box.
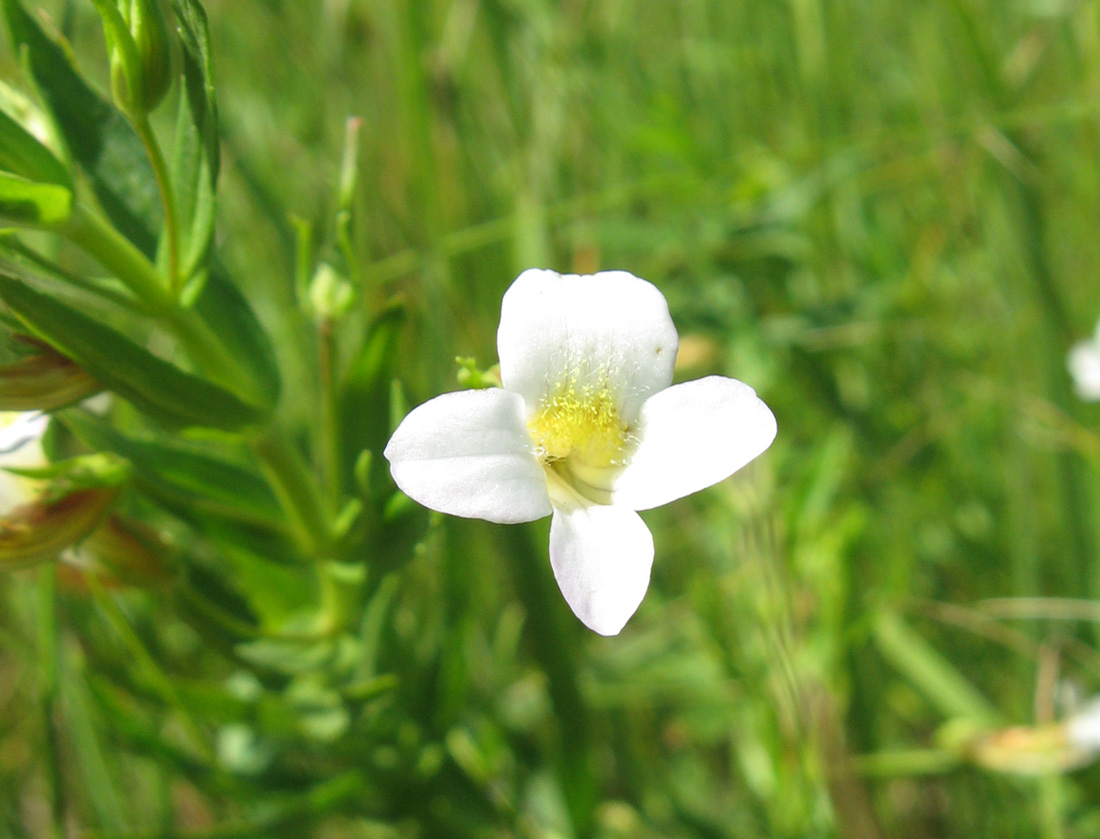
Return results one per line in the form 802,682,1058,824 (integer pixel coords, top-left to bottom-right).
60,204,261,404
131,112,180,295
252,429,333,557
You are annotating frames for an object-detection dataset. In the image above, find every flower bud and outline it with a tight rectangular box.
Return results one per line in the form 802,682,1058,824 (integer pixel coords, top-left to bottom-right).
57,515,169,590
0,452,130,569
0,340,99,412
100,0,172,116
0,486,121,569
124,0,173,112
307,263,355,321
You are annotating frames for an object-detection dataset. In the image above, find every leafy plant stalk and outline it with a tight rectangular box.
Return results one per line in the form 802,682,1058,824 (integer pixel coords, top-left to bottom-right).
132,113,180,295
61,203,259,402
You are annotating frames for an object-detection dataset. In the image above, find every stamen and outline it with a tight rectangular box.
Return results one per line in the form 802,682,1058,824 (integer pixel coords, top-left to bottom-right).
526,368,629,469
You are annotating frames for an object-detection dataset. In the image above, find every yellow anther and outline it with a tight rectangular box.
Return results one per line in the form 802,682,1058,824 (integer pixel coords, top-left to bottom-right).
527,373,628,468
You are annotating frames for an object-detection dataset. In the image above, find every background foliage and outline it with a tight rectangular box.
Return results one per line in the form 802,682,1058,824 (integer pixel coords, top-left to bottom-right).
4,0,1100,836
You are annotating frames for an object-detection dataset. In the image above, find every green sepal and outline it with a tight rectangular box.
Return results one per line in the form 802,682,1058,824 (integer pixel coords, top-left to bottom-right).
0,272,265,429
4,451,131,497
455,356,502,389
88,0,146,116
124,0,173,113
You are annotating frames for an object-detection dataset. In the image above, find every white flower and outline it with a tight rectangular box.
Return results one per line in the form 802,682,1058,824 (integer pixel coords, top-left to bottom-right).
1067,696,1100,754
384,269,777,636
1068,322,1100,401
0,411,49,516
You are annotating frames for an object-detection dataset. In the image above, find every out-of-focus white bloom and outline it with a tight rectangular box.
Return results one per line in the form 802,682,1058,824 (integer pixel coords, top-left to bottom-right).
1068,322,1100,401
0,411,48,516
1066,696,1100,753
384,269,777,636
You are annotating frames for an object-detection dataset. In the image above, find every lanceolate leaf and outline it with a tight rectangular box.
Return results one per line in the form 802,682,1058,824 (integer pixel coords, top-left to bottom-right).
171,0,219,284
340,300,406,494
0,106,70,186
0,272,264,429
63,411,285,529
172,0,219,179
192,266,281,407
0,0,160,254
0,171,71,225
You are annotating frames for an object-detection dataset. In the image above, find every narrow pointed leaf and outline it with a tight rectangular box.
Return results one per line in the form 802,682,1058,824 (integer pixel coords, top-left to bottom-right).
0,273,264,429
0,106,69,186
63,410,285,528
1,0,160,254
171,0,219,283
340,300,406,494
0,171,71,225
191,265,281,407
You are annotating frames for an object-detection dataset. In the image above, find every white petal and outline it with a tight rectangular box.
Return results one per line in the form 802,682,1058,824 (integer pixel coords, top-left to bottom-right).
1068,341,1100,401
384,389,552,524
0,412,48,516
612,376,776,511
1068,698,1100,752
497,269,678,423
548,496,654,636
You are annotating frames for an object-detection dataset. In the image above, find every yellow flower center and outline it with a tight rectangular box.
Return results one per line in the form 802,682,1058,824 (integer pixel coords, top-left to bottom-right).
526,372,630,469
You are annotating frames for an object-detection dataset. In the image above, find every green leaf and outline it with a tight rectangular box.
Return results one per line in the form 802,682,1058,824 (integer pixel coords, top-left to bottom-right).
171,0,219,179
191,265,281,407
1,0,161,254
0,106,69,186
0,272,264,429
0,171,71,225
171,0,219,283
340,299,406,496
62,410,285,529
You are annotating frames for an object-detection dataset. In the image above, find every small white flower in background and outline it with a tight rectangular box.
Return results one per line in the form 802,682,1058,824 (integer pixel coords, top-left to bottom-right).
1066,696,1100,755
384,269,777,636
0,411,48,516
1068,321,1100,401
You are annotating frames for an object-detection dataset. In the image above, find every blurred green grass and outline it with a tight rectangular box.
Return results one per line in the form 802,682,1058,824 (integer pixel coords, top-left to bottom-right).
6,0,1100,836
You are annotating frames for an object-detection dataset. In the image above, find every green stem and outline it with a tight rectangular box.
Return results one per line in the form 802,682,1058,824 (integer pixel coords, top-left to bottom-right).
854,748,960,778
132,114,180,296
61,204,260,402
62,203,173,311
251,429,332,557
319,318,341,509
499,524,597,835
318,560,366,632
37,564,65,839
0,233,147,314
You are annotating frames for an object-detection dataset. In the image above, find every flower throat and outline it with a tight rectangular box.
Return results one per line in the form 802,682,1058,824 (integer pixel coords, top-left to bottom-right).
526,372,629,469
